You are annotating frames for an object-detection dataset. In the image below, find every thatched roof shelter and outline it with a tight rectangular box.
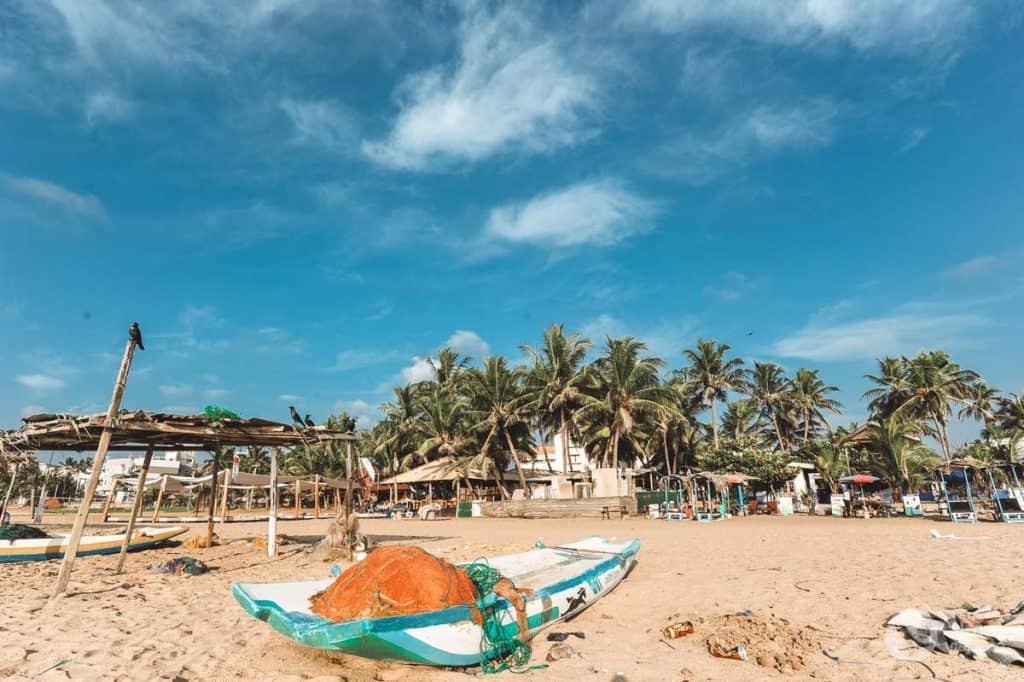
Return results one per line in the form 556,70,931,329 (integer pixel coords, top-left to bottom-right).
380,457,514,485
1,410,355,455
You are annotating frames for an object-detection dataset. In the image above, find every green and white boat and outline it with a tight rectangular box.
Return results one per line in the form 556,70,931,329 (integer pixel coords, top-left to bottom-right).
232,536,639,667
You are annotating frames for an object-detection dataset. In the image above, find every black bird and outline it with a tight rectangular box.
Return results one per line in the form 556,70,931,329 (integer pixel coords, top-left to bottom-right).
746,331,754,336
129,322,145,350
289,406,304,427
304,414,315,428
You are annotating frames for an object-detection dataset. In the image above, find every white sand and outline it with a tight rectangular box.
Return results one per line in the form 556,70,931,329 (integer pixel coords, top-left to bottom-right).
2,509,1022,681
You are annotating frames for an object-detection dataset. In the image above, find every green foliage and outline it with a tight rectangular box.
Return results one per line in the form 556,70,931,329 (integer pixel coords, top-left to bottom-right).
699,438,793,493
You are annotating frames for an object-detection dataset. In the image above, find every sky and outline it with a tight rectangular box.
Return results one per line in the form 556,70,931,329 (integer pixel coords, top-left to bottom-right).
1,1,1022,447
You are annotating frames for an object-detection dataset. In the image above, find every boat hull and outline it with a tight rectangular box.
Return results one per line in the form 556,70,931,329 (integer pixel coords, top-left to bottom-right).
0,526,187,563
233,536,639,666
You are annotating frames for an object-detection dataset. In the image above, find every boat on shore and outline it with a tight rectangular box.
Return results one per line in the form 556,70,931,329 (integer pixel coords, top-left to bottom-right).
233,535,639,667
0,526,187,563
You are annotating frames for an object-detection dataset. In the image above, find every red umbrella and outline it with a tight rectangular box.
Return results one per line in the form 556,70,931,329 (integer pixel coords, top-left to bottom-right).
840,474,879,484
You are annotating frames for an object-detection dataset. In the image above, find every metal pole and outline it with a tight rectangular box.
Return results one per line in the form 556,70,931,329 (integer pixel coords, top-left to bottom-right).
55,325,140,596
114,444,155,574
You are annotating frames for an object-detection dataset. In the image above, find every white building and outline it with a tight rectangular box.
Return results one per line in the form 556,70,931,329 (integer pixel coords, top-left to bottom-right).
99,450,198,493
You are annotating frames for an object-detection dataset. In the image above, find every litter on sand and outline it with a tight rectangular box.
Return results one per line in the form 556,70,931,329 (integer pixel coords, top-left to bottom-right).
660,612,819,672
149,557,209,576
929,528,991,541
546,632,586,642
886,599,1024,665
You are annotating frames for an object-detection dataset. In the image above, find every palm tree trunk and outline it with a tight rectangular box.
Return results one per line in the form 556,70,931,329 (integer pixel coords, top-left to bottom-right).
935,416,952,461
771,412,787,451
662,427,672,476
710,400,719,449
612,430,620,470
803,410,811,444
504,431,532,497
560,410,573,473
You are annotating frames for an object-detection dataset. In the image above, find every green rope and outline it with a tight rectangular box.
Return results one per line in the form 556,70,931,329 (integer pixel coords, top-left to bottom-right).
464,561,544,675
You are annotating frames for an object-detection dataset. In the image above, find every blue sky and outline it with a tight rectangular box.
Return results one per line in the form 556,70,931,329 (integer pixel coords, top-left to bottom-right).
1,1,1022,445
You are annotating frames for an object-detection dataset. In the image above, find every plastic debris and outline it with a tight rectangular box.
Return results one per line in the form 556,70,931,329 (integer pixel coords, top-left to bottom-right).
708,641,747,661
887,601,1024,666
662,621,695,639
149,557,208,576
546,643,579,662
546,632,586,642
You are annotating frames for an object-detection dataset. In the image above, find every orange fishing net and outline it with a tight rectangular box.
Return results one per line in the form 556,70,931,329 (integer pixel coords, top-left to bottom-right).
309,546,481,623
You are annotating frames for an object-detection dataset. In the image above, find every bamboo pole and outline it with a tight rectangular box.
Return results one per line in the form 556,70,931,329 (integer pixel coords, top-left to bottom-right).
294,479,301,519
334,487,340,514
345,443,354,560
206,453,219,547
101,480,118,522
151,475,166,522
55,325,141,596
219,460,231,526
313,474,320,519
0,462,19,523
114,444,155,574
267,447,278,557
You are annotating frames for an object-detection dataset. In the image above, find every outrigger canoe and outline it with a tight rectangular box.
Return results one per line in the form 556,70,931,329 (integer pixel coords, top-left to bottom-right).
233,536,639,667
0,526,187,563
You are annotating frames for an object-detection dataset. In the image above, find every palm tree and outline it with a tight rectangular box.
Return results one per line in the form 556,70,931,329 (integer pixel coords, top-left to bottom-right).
863,356,910,420
869,416,938,501
465,356,534,494
993,391,1024,460
428,347,471,394
577,337,674,470
521,324,592,473
959,380,1000,424
681,338,749,449
750,361,792,451
375,385,422,471
788,368,842,444
894,351,980,461
720,398,765,443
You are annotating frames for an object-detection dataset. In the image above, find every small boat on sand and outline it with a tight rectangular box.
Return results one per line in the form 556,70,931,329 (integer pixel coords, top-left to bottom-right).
233,536,639,667
0,526,187,563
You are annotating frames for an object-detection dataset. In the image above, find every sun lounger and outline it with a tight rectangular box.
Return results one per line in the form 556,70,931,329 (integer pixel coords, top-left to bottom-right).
993,494,1024,523
946,500,976,524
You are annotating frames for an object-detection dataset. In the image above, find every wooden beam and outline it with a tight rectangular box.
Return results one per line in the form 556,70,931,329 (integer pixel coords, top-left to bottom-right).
267,447,278,557
313,474,320,519
101,479,118,523
219,458,231,527
0,462,19,524
294,478,301,519
206,453,219,547
55,327,140,596
345,442,353,560
150,474,166,522
114,444,154,574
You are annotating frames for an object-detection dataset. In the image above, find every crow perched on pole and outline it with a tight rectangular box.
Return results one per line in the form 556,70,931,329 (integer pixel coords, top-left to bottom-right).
289,406,304,427
129,322,145,350
304,414,315,427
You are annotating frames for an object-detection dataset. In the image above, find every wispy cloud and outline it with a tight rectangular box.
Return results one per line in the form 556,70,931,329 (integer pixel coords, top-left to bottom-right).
703,271,751,302
331,399,381,428
771,307,989,362
363,4,597,170
85,91,136,125
280,98,359,151
898,126,929,154
1,173,108,220
278,394,302,402
617,0,975,58
16,374,66,391
646,100,837,185
484,179,653,249
160,384,194,399
20,404,46,418
943,255,998,280
328,348,405,372
580,314,697,360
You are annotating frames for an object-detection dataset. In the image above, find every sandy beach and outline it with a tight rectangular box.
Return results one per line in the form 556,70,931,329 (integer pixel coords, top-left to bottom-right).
1,511,1022,682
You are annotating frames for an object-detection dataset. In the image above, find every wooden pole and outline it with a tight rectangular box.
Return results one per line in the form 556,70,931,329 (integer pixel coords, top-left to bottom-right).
219,461,231,526
345,442,354,560
150,475,166,522
206,453,220,547
268,447,278,557
55,327,140,596
294,479,301,519
0,462,18,523
114,444,155,574
100,480,118,522
313,474,320,519
334,487,340,514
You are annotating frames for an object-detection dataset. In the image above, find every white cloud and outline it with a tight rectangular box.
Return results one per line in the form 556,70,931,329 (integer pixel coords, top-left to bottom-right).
771,310,989,361
445,330,490,359
204,388,229,399
618,0,975,58
16,374,66,391
943,255,998,280
20,404,45,418
331,399,380,428
278,394,302,402
329,349,404,372
580,314,696,359
485,180,653,248
280,98,359,151
160,384,194,398
85,91,136,125
898,126,929,153
647,100,837,185
1,173,108,220
400,356,434,384
703,271,750,302
363,4,597,169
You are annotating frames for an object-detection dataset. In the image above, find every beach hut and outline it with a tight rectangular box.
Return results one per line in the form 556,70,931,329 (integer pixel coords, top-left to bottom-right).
982,462,1024,523
932,460,981,524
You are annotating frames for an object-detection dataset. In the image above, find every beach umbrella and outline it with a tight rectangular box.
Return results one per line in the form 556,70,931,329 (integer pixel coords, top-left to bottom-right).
839,474,879,485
